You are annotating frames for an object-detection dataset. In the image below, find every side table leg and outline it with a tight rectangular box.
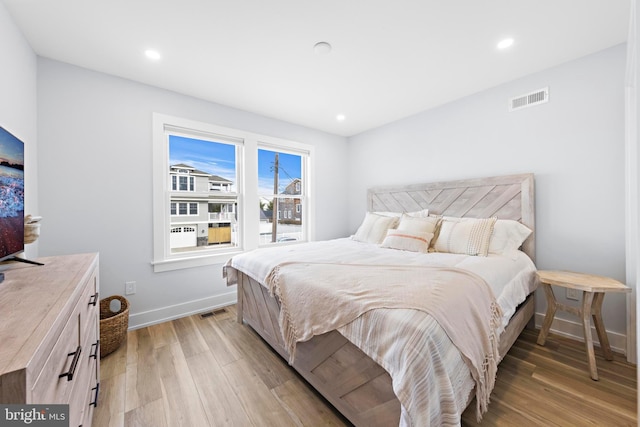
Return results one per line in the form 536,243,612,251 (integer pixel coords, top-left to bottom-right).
581,291,598,380
537,283,557,346
592,292,614,361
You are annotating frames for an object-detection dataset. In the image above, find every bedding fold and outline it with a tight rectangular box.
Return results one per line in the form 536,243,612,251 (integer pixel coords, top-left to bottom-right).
265,261,502,423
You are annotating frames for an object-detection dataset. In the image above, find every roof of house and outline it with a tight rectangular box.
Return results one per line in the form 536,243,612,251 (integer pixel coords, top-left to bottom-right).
171,164,233,183
170,164,211,176
260,210,272,220
209,175,232,183
282,178,301,195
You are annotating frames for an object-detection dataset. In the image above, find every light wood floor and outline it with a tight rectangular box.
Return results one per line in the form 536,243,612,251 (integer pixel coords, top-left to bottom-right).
93,305,637,426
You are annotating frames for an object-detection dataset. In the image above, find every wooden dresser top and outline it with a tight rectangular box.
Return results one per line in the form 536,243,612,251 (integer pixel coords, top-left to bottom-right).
0,253,99,377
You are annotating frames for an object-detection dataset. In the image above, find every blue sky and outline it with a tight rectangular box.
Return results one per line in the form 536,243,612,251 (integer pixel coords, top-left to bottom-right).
258,149,301,194
169,135,301,194
170,135,236,188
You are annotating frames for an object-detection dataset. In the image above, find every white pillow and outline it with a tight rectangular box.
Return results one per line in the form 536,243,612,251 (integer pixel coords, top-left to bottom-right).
405,208,430,218
380,229,434,253
352,212,399,244
489,219,533,254
397,214,439,234
433,217,497,256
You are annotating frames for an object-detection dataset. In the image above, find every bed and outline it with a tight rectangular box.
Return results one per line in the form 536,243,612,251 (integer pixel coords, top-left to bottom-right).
224,173,538,426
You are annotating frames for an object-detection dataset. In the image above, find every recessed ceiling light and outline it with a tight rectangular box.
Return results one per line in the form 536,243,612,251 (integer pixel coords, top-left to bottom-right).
314,42,332,55
497,38,514,50
336,114,346,121
145,49,161,60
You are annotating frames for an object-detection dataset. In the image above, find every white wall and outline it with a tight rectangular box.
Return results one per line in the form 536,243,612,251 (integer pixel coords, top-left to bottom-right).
348,45,629,348
36,58,350,328
0,2,38,259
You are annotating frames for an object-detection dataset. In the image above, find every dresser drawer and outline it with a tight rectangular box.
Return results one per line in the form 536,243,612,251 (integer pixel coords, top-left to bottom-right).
31,310,81,404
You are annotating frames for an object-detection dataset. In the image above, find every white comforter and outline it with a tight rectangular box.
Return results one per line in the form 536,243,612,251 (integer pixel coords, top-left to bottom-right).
227,238,537,332
225,238,538,426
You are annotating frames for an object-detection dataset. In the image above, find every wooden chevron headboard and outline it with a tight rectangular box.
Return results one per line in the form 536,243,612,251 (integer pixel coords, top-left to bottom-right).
367,173,535,261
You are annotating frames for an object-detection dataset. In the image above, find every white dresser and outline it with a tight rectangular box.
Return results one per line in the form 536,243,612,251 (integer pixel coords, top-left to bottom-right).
0,253,100,427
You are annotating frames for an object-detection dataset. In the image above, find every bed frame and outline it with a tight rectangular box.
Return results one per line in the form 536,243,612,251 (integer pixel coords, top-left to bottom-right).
235,173,536,426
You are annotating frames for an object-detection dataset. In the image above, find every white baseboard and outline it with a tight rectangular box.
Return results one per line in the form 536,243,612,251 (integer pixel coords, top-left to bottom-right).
128,291,237,330
126,301,629,355
534,312,628,356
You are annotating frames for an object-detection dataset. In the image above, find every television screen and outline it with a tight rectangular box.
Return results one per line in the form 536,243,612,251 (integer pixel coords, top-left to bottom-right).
0,125,24,262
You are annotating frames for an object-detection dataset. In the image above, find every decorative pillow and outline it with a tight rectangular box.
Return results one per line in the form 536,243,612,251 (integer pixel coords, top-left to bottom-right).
489,219,532,254
397,214,439,234
427,213,444,245
380,229,434,253
433,217,497,256
352,212,399,244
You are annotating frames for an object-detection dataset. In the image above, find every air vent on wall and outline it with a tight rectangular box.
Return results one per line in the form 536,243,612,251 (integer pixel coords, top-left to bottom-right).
509,87,549,111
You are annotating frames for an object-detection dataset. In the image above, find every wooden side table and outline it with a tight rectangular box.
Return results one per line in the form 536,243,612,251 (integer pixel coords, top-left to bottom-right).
536,270,630,380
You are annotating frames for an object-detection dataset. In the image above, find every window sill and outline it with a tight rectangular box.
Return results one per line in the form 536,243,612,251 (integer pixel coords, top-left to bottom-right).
151,249,243,273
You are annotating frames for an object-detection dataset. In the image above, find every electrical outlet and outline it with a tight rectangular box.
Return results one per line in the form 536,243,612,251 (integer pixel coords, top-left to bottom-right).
125,281,136,295
566,288,580,301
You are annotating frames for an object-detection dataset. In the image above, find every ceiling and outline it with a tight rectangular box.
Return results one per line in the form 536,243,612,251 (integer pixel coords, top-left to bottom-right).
3,0,630,137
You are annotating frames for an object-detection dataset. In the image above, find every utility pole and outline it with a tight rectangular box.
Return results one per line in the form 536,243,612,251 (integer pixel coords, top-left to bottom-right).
271,153,279,242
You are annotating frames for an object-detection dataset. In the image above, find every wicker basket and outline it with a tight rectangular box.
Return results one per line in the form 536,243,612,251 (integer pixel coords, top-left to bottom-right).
99,295,129,358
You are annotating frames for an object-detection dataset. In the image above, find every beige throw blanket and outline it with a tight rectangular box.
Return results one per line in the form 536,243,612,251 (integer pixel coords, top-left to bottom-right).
265,262,502,422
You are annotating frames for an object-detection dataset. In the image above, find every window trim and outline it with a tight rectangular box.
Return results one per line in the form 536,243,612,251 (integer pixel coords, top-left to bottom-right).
152,113,315,272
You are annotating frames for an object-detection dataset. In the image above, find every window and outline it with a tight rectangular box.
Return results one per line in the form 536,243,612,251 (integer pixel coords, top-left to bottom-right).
258,148,307,245
153,113,314,272
170,202,199,216
166,133,238,255
171,169,196,191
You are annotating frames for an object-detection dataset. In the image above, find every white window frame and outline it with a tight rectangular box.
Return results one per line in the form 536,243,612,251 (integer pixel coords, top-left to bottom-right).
152,113,314,272
257,143,311,247
172,174,195,192
170,202,199,216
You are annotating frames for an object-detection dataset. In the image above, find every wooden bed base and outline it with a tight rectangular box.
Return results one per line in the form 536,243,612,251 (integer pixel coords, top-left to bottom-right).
233,173,537,426
237,271,535,426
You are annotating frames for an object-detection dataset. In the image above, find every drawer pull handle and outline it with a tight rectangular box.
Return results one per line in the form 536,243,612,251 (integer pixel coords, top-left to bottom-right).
88,292,99,306
90,340,100,359
59,345,82,381
90,382,100,407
